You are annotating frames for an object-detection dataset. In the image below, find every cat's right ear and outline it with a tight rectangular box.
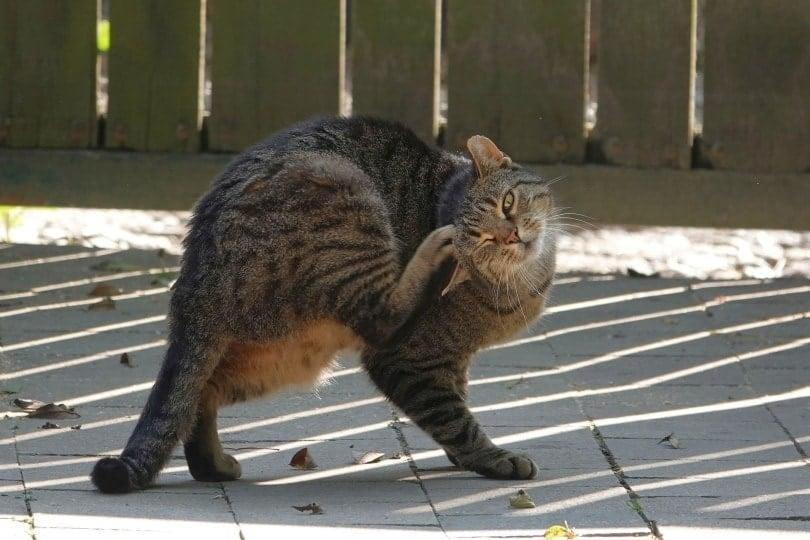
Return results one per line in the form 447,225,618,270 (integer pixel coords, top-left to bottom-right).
467,135,512,178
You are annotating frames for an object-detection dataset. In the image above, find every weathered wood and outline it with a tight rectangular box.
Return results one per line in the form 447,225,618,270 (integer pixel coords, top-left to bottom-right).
595,0,696,169
351,0,437,142
3,149,810,230
702,1,810,173
0,0,96,149
446,0,589,162
107,0,201,152
209,0,341,152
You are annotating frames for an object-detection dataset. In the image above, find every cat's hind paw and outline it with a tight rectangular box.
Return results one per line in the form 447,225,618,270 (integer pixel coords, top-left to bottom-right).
187,452,242,483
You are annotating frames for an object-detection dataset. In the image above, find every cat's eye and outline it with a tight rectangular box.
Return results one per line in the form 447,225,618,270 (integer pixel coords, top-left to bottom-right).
502,191,515,213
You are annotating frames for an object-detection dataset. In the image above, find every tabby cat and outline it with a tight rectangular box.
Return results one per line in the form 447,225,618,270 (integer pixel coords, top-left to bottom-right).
91,116,556,493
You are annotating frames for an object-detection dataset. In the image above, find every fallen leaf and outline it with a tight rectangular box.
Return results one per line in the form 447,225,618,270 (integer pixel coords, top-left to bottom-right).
389,452,402,460
70,425,82,430
352,450,385,465
90,260,142,273
509,489,536,509
544,522,576,539
40,422,60,429
12,399,46,411
13,400,80,419
627,268,661,278
88,284,121,297
292,503,323,515
289,448,317,470
88,296,116,311
657,432,681,449
120,352,133,367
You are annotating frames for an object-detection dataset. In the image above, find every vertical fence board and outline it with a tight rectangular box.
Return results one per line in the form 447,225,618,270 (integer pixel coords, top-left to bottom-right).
0,0,96,149
107,0,200,152
595,0,695,169
351,0,436,142
703,1,810,173
209,0,341,152
446,0,588,162
0,2,13,146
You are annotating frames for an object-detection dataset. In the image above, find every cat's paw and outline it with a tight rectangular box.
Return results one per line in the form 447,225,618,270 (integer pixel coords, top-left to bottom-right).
425,225,456,266
187,452,242,483
467,450,537,480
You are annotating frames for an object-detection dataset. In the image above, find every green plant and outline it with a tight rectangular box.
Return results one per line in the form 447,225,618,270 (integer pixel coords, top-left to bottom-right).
0,206,25,243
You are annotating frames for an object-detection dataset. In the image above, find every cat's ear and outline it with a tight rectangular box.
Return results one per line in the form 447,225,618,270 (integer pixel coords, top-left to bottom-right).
441,262,470,296
467,135,512,178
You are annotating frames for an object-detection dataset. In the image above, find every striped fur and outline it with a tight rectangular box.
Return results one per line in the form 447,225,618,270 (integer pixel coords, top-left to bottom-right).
91,117,556,493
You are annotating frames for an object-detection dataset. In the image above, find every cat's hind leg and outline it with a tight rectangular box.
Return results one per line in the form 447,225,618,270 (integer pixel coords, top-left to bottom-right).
183,384,241,482
91,322,227,493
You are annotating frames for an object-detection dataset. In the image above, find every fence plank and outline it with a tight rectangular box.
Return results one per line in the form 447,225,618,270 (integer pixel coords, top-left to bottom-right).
107,0,200,152
209,0,341,152
0,0,96,149
595,0,695,169
351,0,436,142
702,1,810,173
446,0,588,162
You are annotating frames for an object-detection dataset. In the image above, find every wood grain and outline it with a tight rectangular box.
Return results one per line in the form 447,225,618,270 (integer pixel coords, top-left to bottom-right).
107,0,201,152
702,0,810,173
208,0,341,152
351,0,437,142
595,0,696,169
446,0,589,163
0,0,96,149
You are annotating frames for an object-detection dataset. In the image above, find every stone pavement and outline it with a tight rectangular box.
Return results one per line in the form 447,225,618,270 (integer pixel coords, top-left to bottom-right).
0,243,808,539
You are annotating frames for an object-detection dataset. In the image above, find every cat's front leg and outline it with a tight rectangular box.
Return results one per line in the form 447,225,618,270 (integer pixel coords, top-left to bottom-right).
342,224,455,347
363,350,537,480
387,224,455,314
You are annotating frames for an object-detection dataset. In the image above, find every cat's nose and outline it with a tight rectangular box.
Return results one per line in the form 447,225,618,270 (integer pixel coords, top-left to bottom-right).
495,222,521,244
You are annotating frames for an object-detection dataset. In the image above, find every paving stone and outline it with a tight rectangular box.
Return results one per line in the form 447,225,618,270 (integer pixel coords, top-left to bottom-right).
4,245,810,538
29,489,240,535
0,480,28,519
224,480,438,528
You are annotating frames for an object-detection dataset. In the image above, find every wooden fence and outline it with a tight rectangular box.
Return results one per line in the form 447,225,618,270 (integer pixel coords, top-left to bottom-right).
1,0,809,229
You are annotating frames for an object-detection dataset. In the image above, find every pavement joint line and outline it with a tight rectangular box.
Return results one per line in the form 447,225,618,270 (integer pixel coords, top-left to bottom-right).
219,483,247,540
706,305,810,468
11,434,37,540
388,408,450,539
581,417,662,540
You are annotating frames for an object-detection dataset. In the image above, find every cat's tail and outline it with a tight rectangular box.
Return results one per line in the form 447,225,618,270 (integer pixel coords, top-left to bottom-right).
91,325,220,493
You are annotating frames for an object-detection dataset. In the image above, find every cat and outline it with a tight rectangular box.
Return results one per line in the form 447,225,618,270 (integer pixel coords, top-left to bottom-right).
91,116,556,493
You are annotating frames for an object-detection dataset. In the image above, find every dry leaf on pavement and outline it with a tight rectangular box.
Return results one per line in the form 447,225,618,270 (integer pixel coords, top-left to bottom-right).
289,447,317,470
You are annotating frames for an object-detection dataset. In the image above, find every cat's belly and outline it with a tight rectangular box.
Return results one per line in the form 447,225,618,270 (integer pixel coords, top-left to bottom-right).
212,319,363,402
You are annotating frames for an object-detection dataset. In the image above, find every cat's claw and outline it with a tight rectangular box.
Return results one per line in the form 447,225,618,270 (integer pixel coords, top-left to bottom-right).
468,450,537,480
188,452,242,483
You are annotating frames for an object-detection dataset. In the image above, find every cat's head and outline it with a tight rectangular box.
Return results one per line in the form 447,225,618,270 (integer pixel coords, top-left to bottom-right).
446,135,556,293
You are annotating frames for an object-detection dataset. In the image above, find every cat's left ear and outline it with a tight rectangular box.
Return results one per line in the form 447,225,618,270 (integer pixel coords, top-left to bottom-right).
467,135,512,178
441,262,470,296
